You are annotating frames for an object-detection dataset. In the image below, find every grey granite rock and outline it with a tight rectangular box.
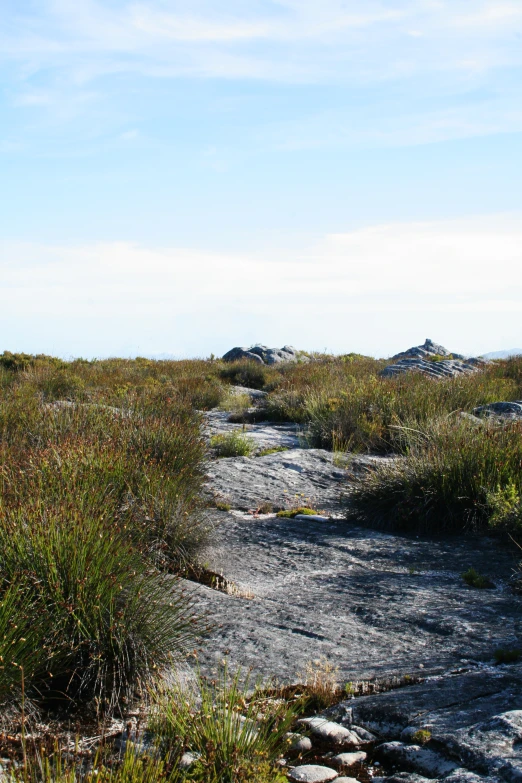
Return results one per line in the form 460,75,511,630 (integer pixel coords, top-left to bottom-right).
299,717,361,747
288,765,338,782
374,741,458,777
287,733,314,753
222,345,307,365
382,339,487,379
473,402,522,420
331,751,367,768
205,447,349,512
335,778,360,783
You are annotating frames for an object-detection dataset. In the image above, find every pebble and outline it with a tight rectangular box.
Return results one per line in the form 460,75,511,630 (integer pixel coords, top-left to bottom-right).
288,764,339,782
336,778,361,783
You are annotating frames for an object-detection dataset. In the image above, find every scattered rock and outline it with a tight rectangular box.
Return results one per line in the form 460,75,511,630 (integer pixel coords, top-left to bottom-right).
222,345,307,365
287,733,314,753
294,514,330,522
299,717,362,747
472,402,522,420
335,778,361,783
288,764,339,782
331,751,367,768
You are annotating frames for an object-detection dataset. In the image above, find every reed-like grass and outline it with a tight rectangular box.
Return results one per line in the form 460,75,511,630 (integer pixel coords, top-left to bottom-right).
347,416,522,533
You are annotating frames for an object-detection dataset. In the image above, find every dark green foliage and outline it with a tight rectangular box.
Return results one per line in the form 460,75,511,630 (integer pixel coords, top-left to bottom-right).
494,648,522,664
347,417,522,533
461,568,495,589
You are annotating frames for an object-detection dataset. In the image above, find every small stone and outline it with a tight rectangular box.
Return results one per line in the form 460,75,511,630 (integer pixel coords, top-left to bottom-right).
294,514,330,522
288,764,339,782
300,717,360,746
179,752,199,769
335,778,360,783
331,751,367,768
287,733,313,753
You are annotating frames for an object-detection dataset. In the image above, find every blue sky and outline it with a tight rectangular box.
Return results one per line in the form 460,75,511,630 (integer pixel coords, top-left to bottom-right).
1,0,521,358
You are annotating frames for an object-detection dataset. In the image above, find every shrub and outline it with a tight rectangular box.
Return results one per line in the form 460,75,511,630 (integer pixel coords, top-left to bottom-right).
347,417,522,533
461,568,494,589
219,360,267,390
210,431,255,457
149,666,299,783
0,510,200,713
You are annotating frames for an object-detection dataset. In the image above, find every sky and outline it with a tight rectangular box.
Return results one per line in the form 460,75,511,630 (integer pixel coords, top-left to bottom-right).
1,1,521,359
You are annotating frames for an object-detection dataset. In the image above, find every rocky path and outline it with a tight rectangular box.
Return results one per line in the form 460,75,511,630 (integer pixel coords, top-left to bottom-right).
189,391,522,782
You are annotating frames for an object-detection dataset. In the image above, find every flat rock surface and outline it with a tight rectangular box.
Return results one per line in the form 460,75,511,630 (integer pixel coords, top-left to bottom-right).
192,509,522,681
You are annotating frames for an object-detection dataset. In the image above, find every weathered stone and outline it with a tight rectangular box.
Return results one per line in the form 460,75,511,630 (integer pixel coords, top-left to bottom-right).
288,764,338,782
294,514,330,522
381,340,487,379
331,751,367,768
473,402,522,419
335,778,361,783
222,347,265,364
222,345,307,366
392,339,461,361
287,733,313,753
205,410,301,455
299,717,362,746
443,770,501,783
438,710,522,781
205,446,348,512
179,752,199,769
374,741,458,778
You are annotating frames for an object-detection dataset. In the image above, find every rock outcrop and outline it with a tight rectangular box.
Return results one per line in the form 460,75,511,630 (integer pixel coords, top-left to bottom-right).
382,339,487,379
222,344,306,365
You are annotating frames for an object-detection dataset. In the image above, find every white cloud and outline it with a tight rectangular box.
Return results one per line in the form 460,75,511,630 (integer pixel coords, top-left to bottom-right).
1,214,521,357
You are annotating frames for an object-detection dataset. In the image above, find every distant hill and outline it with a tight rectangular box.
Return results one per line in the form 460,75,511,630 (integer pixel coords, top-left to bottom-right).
483,349,522,359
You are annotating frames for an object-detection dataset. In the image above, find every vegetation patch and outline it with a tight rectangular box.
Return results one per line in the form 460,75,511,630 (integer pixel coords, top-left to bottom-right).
210,431,255,457
494,648,522,664
347,416,522,534
461,568,495,589
276,507,321,518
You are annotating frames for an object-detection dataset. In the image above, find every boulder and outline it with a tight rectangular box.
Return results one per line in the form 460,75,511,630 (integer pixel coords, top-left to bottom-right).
381,340,487,380
222,344,306,365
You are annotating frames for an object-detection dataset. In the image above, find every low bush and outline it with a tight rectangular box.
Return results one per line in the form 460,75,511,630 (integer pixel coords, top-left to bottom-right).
347,417,522,533
0,509,199,714
149,665,299,783
219,360,268,390
461,567,495,589
210,431,255,457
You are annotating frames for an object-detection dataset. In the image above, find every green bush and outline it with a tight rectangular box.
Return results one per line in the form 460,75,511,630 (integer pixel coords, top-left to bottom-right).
0,510,199,713
461,567,494,589
219,360,267,390
210,431,255,457
149,666,299,783
347,417,522,533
